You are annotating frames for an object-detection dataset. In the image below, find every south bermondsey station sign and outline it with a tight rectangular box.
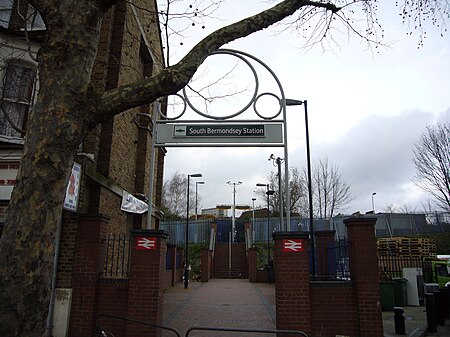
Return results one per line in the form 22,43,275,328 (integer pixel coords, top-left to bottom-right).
156,123,284,145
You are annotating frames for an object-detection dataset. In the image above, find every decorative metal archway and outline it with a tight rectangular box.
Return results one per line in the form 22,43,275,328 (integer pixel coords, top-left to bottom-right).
148,49,293,232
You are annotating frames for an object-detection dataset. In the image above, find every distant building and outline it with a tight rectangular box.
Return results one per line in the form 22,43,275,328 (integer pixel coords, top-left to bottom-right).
202,207,228,218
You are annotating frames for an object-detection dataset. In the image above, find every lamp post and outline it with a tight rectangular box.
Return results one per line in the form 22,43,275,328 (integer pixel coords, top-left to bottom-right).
285,98,316,276
252,197,256,245
269,154,284,231
372,192,376,213
195,181,205,220
256,184,274,267
185,173,202,289
226,181,242,242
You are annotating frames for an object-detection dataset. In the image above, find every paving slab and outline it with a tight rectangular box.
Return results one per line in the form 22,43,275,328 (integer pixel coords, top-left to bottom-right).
163,280,450,337
382,306,450,337
162,279,276,337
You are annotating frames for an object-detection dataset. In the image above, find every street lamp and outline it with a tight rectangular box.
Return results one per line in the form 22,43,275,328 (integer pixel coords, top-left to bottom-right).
195,181,205,220
372,192,376,213
226,181,242,242
256,184,274,268
185,173,202,289
285,98,316,276
269,154,285,231
252,197,256,245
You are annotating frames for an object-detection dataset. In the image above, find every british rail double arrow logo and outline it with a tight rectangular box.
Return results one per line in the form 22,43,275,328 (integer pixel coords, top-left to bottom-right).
282,239,304,252
135,237,157,250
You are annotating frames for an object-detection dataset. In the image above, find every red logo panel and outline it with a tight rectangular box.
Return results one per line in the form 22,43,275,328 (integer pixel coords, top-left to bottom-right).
282,239,304,252
135,236,157,250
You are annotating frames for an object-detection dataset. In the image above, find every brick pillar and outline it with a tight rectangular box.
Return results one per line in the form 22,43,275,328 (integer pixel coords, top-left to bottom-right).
315,230,336,279
248,248,257,283
344,217,383,337
201,248,211,282
273,232,311,336
126,230,168,337
211,222,217,246
69,214,109,337
167,244,177,286
176,247,184,283
244,222,251,249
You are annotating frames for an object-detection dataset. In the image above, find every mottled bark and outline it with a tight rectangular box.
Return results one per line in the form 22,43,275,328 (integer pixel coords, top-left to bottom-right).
0,1,340,336
0,1,104,336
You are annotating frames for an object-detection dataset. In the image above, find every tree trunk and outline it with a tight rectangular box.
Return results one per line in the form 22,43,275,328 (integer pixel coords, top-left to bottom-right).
0,3,103,335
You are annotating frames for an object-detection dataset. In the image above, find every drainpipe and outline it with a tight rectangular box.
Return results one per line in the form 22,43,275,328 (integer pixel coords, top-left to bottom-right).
45,218,63,337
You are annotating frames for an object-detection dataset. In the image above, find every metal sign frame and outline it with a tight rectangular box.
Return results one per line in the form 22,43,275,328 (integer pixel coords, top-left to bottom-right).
148,49,292,231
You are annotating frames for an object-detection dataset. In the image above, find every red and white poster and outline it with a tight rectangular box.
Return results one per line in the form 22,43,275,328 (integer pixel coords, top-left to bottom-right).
282,239,304,253
63,162,81,212
0,162,19,200
135,236,157,250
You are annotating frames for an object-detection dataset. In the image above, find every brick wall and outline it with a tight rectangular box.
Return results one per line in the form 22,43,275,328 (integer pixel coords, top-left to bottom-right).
69,214,109,337
310,283,358,336
82,0,164,233
201,249,212,282
56,211,79,288
96,281,129,336
273,219,383,337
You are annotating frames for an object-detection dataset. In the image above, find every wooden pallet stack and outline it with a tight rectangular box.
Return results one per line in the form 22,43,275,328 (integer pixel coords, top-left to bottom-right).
377,237,436,257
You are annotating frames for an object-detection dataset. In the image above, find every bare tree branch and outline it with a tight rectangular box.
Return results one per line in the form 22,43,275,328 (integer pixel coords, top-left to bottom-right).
97,0,340,122
412,121,450,211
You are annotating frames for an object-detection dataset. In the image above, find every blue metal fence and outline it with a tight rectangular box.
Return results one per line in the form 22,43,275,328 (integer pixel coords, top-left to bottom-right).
160,219,212,245
160,212,449,245
309,238,351,280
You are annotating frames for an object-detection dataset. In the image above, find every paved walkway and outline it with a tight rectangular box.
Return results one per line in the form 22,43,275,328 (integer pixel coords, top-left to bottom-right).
162,279,450,337
162,279,276,337
382,305,450,337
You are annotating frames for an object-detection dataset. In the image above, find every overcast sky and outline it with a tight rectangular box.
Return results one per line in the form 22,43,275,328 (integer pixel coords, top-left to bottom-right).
159,1,450,215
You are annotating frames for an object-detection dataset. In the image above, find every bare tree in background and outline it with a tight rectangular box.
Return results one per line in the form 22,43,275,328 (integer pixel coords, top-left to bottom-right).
157,0,224,66
413,121,450,211
162,171,187,219
384,204,398,213
255,167,306,215
161,171,202,219
312,158,353,219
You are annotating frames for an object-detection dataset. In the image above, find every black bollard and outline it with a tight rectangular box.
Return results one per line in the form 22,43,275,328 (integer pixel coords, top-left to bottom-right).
394,307,406,335
434,290,445,325
425,293,438,333
440,287,450,319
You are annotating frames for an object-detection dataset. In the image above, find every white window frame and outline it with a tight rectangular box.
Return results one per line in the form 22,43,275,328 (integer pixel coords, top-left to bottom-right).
0,0,12,28
0,61,37,138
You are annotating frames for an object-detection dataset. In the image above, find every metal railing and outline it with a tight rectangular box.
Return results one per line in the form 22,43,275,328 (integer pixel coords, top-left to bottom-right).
160,219,212,245
101,234,130,279
186,326,308,337
309,239,351,280
97,313,308,337
97,313,180,337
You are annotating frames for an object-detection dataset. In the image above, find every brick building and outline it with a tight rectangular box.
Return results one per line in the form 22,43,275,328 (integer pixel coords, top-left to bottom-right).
0,1,166,335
